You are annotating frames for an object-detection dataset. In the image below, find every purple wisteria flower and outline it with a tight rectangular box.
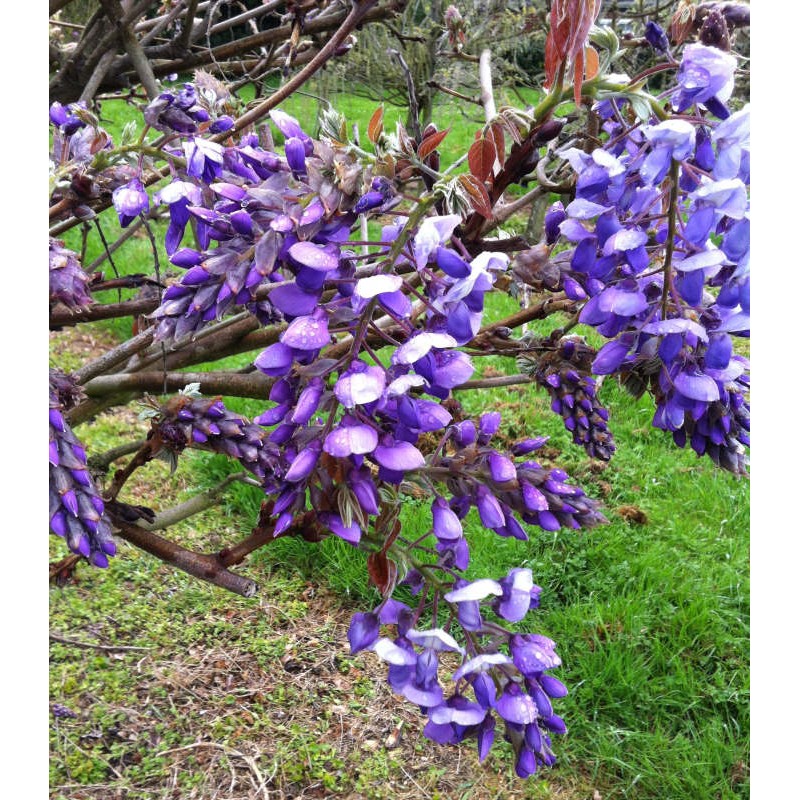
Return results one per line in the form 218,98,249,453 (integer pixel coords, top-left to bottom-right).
49,371,116,566
672,43,737,118
112,178,149,227
49,239,93,311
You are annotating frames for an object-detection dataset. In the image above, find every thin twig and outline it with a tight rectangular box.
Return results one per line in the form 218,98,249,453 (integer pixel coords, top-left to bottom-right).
49,632,152,652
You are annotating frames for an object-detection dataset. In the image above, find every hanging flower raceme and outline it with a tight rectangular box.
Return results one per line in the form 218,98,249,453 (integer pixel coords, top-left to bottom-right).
152,393,280,482
49,371,116,567
541,45,749,473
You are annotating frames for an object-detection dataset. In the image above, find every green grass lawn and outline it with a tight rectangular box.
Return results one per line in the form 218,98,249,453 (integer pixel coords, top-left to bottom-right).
50,82,749,799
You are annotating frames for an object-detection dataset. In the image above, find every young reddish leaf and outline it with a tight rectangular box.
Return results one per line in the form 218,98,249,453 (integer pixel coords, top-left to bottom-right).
367,551,399,597
367,105,384,144
396,120,414,155
499,110,524,145
468,137,497,183
417,127,451,161
459,173,493,219
584,45,599,82
488,122,506,162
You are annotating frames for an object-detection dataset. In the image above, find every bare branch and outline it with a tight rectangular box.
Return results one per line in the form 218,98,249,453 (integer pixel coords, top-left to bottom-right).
455,373,532,391
109,515,259,597
478,48,496,123
82,370,273,399
143,472,259,531
88,438,148,473
50,296,160,329
228,0,382,135
74,328,156,385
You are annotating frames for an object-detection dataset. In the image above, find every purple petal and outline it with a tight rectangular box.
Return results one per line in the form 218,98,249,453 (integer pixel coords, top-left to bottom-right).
394,332,457,365
432,497,463,540
373,441,425,471
406,628,463,653
444,579,503,603
334,365,386,407
323,424,378,457
674,370,720,402
280,314,330,351
488,452,516,483
496,686,538,725
254,342,293,376
288,241,339,272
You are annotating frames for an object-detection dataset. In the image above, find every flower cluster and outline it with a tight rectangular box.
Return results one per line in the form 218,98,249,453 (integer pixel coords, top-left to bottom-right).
543,44,749,473
144,80,234,136
148,106,388,341
153,394,279,482
49,371,116,567
49,238,94,311
349,575,568,777
518,337,615,462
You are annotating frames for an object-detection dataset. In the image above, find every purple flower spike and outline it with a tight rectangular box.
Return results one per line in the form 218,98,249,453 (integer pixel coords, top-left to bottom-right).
112,179,149,228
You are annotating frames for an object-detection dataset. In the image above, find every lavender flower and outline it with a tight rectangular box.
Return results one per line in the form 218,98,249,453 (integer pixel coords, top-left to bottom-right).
49,239,93,311
112,178,149,227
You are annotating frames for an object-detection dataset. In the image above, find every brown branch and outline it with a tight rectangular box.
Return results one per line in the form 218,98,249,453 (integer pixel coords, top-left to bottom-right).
455,373,532,391
83,370,273,399
88,438,148,473
206,0,283,37
228,0,382,136
486,185,548,230
178,0,200,50
426,80,481,107
109,515,259,597
142,472,259,531
73,327,155,385
120,23,160,99
217,506,320,567
108,437,159,501
78,49,117,103
49,296,160,328
479,294,575,334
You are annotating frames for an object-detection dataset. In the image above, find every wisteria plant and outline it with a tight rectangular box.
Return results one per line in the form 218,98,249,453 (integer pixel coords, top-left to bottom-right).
49,0,749,780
